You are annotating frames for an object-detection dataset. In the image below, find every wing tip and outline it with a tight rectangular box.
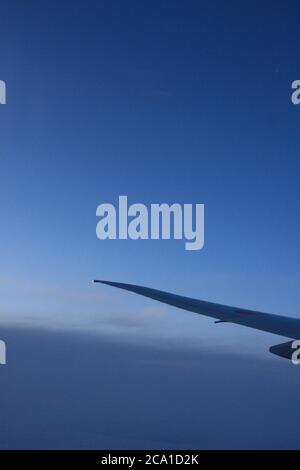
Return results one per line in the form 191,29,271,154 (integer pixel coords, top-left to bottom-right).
92,279,118,287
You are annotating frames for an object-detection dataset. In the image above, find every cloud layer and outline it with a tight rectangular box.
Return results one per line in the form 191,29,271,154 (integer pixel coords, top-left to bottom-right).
1,323,300,449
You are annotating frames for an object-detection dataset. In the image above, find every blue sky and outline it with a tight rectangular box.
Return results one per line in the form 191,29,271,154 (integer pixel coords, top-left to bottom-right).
1,1,299,323
0,0,300,448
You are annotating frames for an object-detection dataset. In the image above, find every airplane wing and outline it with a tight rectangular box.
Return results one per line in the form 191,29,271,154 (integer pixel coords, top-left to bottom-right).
93,280,300,360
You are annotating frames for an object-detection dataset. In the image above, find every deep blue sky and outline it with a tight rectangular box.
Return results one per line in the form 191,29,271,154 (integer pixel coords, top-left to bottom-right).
0,0,300,449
